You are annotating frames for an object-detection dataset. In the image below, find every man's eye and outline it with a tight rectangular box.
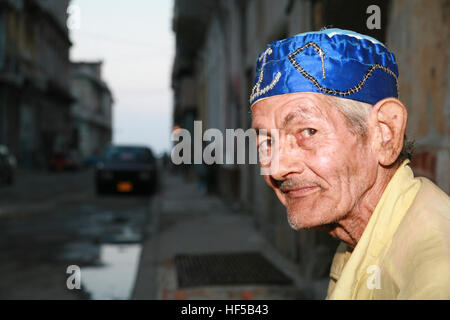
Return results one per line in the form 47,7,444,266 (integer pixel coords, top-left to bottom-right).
258,138,272,153
259,139,270,150
301,128,317,137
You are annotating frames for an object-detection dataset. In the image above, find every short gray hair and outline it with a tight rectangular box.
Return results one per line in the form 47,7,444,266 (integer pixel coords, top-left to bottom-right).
330,96,414,164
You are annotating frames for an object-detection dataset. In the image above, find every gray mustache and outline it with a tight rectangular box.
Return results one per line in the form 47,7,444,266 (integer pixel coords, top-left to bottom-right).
277,179,319,193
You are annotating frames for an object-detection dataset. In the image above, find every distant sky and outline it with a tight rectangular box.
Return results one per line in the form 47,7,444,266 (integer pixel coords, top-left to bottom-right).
69,0,174,156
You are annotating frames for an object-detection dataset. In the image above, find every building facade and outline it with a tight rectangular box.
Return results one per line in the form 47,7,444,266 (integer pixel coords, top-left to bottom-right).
0,0,73,169
173,0,449,298
70,61,113,160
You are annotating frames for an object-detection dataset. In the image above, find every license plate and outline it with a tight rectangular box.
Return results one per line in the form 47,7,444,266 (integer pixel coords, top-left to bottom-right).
117,181,133,192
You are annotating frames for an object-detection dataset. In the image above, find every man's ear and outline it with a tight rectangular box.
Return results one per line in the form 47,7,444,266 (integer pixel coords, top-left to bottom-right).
369,98,408,166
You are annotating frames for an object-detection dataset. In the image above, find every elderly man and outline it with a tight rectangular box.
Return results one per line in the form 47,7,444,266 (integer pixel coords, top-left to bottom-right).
250,29,450,299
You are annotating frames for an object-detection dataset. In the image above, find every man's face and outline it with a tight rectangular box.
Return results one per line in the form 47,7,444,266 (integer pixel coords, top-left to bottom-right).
251,92,378,230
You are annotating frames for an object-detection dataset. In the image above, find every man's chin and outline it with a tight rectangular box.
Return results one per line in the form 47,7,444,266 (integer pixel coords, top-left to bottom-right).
286,209,333,230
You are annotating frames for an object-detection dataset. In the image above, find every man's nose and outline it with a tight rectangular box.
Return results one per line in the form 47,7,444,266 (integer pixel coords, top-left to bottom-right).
269,141,304,182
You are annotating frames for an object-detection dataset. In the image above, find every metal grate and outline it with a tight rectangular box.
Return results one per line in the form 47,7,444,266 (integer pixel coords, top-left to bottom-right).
174,252,293,288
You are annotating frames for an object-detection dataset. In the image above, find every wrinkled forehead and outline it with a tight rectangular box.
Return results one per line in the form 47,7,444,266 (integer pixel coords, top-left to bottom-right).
251,92,337,128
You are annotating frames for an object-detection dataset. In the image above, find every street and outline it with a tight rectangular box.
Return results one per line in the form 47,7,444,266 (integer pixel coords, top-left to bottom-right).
0,166,312,300
0,168,152,300
133,168,311,300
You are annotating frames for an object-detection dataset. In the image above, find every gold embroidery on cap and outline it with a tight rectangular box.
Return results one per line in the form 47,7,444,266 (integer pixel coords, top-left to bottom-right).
250,48,281,104
288,41,399,97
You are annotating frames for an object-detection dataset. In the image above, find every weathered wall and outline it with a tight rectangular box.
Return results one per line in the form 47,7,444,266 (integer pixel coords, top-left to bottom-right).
387,0,449,193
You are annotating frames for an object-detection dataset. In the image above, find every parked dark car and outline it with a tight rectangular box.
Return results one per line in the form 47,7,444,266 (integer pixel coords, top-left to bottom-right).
0,145,16,185
95,145,158,195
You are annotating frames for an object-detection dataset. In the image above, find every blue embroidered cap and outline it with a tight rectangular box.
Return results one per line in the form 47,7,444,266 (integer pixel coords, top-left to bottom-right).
250,28,399,108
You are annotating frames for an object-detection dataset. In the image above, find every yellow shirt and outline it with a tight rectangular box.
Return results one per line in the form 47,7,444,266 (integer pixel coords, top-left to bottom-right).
326,161,450,299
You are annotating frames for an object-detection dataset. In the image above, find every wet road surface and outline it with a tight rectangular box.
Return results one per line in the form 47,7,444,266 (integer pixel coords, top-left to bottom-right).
0,168,154,299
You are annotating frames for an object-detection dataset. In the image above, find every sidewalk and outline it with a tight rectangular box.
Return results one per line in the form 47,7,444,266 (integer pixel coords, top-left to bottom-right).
132,169,314,300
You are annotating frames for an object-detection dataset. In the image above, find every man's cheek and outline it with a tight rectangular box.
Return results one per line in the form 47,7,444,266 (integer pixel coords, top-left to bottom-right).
315,140,356,173
316,154,334,170
308,150,338,182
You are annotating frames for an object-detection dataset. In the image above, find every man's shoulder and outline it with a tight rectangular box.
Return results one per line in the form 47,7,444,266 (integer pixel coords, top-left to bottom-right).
393,177,449,251
409,177,450,220
384,177,450,298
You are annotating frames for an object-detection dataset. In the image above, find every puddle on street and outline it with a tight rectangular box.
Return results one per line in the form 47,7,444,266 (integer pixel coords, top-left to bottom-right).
81,244,142,300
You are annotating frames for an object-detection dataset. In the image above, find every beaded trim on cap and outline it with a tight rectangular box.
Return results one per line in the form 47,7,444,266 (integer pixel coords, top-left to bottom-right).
286,41,399,99
249,48,281,104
